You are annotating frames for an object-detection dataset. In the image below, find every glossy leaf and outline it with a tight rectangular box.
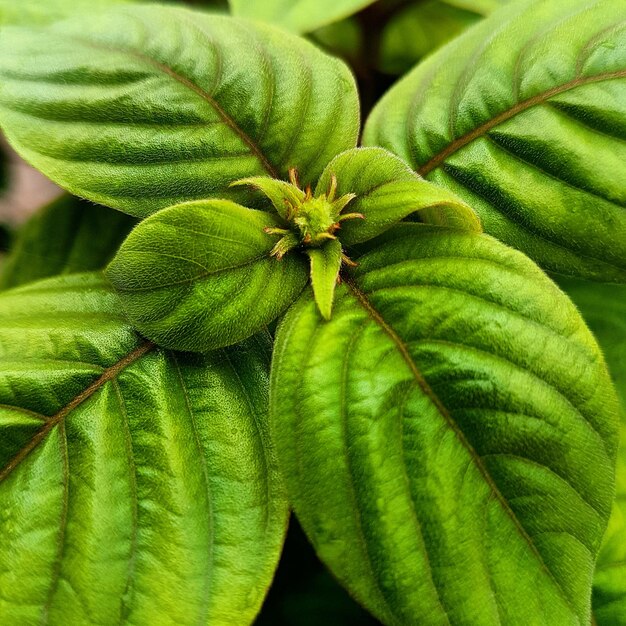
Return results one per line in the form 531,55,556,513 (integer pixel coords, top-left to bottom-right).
107,199,309,352
560,278,626,624
316,147,481,246
1,195,135,289
229,0,376,34
270,224,619,625
0,5,359,218
364,0,626,282
307,239,342,320
0,272,287,625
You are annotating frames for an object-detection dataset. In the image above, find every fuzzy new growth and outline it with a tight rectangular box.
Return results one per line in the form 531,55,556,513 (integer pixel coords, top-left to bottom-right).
232,170,365,319
262,168,363,259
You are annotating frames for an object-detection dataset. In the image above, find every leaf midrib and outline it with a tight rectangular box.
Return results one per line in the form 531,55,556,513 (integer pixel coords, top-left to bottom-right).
344,277,579,619
59,34,279,178
0,340,155,484
418,69,626,176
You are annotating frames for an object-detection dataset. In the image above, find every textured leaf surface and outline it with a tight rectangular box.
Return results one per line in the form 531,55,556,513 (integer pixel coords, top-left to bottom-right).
316,147,481,245
561,279,626,624
270,224,619,625
0,195,135,289
364,0,626,282
0,0,127,26
107,200,309,351
307,239,342,320
228,0,375,34
0,4,359,218
0,273,287,625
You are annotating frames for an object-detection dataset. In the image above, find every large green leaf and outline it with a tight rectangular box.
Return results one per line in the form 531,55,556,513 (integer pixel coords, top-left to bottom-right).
364,0,626,283
107,199,309,351
0,273,287,625
0,195,135,289
229,0,375,34
560,279,626,625
0,4,359,218
270,224,619,625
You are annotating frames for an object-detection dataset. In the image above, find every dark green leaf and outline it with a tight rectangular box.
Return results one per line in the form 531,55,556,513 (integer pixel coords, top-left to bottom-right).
364,0,626,282
316,147,481,245
107,199,309,352
1,195,135,289
307,239,342,320
0,5,359,218
0,272,287,625
271,224,619,625
229,0,376,34
559,278,626,625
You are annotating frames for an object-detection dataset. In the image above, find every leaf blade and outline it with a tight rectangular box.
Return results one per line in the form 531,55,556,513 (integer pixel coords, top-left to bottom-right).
0,272,287,625
0,5,360,217
107,199,309,351
307,239,342,320
559,278,626,625
228,0,376,34
270,225,619,625
315,147,481,246
363,0,626,282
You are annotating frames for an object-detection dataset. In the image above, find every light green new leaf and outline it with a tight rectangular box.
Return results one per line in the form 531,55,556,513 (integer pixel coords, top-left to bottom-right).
307,239,342,320
559,278,626,624
316,147,481,246
229,0,375,34
0,4,359,218
364,0,626,283
270,224,619,625
1,195,135,290
0,273,287,625
107,199,309,352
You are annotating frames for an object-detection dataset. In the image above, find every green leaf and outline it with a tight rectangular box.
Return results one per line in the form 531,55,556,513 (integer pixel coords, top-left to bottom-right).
107,199,309,352
0,195,135,290
0,4,359,218
270,224,619,625
228,0,376,34
0,272,287,625
558,278,626,624
378,1,484,75
0,0,127,26
364,0,626,283
232,176,306,222
307,239,342,320
316,147,481,245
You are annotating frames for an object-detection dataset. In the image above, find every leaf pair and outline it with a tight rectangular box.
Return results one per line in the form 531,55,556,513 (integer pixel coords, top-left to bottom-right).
107,147,479,351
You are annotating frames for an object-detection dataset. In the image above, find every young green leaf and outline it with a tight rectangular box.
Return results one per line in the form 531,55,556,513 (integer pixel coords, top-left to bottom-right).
559,278,626,625
307,239,343,320
0,273,287,625
270,224,619,625
228,0,376,34
0,4,359,218
364,0,626,282
0,195,135,289
107,199,309,352
315,147,481,245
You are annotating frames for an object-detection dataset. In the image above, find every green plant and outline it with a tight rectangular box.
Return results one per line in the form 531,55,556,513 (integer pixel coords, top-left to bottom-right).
0,0,624,624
